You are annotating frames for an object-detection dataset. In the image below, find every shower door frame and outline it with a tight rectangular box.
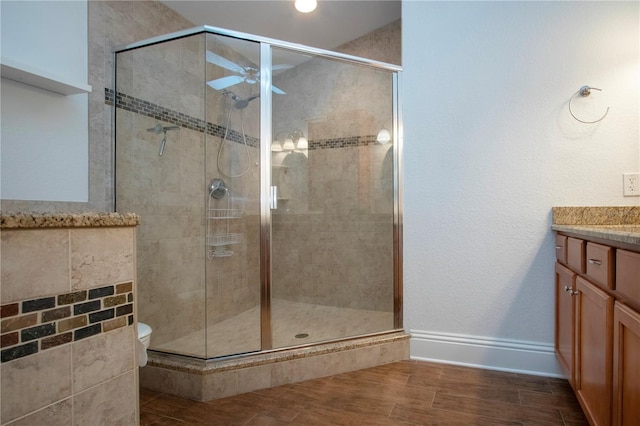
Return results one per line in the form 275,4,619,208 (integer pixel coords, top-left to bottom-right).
114,25,404,357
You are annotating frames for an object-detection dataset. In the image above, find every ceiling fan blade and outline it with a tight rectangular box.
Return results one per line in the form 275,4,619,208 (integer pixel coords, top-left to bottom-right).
272,64,294,71
206,75,245,90
271,85,286,95
205,51,244,73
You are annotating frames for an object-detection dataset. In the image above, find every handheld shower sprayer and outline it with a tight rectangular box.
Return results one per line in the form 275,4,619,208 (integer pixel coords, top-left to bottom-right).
146,124,180,156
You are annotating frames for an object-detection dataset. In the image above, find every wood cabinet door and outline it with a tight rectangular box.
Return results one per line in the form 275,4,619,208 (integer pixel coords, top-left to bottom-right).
555,263,575,384
612,303,640,426
575,277,614,426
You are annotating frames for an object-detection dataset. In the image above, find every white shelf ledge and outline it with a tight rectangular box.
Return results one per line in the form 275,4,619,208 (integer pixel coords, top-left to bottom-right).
1,57,92,95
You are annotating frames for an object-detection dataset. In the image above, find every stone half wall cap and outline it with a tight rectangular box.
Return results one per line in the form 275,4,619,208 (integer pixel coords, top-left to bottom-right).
0,212,139,229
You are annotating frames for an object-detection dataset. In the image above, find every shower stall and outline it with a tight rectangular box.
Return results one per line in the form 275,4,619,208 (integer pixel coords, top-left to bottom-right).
114,26,402,375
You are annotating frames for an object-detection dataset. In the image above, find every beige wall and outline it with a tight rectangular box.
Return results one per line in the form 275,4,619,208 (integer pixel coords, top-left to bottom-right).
0,225,138,425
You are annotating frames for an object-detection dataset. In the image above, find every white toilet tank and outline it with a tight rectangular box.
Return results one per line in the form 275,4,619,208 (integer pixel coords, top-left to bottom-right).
137,322,152,349
137,322,152,367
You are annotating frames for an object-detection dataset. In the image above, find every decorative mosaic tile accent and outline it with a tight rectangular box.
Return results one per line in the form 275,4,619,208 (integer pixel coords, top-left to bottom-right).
106,88,257,146
309,135,379,150
105,88,381,150
0,283,134,363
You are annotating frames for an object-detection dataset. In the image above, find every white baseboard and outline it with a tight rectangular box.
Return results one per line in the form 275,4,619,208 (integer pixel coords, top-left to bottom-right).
409,329,565,378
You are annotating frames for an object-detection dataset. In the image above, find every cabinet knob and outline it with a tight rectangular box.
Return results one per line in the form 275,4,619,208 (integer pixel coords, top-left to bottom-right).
564,285,570,292
555,246,563,250
588,259,602,266
570,289,579,296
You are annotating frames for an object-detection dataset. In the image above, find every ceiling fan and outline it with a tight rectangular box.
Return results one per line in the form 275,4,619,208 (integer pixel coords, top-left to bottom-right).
206,51,292,94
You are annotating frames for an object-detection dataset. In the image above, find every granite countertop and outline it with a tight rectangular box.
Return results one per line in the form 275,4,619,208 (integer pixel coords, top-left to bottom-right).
0,212,139,229
552,206,640,247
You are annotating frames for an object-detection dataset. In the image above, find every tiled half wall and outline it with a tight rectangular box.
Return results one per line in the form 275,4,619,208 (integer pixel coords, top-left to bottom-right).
0,219,139,426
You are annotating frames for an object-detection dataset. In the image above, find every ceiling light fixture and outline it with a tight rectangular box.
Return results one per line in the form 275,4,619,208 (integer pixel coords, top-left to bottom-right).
295,0,317,13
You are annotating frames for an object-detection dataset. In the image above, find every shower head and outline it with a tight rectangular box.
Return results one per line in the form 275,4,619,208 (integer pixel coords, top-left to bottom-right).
234,94,259,110
208,178,229,199
223,90,260,110
146,124,180,133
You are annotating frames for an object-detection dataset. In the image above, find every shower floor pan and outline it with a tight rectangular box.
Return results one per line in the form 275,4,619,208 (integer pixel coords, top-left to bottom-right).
152,298,394,358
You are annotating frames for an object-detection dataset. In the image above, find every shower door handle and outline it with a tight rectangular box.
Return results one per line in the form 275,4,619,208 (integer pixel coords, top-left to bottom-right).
270,186,278,210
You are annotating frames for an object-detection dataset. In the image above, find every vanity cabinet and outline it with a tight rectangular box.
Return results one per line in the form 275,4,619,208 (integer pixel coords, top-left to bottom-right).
554,234,640,426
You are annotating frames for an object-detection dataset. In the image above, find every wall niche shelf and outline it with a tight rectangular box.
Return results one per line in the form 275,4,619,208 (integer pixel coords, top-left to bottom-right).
1,57,92,95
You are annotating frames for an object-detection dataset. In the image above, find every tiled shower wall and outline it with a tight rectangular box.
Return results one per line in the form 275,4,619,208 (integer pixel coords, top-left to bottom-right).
0,224,138,425
272,143,394,311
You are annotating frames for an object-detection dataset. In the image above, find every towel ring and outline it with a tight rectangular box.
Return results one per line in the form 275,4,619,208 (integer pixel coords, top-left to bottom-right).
569,85,609,124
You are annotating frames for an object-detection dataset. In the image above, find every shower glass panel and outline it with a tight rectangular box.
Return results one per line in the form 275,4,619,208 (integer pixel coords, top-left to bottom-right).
115,34,208,358
270,47,395,348
115,32,263,359
203,34,261,358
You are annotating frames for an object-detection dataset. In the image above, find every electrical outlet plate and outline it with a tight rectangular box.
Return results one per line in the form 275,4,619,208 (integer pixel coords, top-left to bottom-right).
623,173,640,197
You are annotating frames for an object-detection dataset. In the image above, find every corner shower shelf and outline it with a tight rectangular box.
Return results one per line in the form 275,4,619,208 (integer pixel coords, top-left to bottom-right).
207,208,243,220
207,233,242,247
209,248,234,258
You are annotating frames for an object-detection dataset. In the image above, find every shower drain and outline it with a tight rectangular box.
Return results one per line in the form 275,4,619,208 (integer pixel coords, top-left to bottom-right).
295,333,309,339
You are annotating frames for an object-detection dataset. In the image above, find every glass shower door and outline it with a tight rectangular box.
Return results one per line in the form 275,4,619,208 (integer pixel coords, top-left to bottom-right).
269,47,396,349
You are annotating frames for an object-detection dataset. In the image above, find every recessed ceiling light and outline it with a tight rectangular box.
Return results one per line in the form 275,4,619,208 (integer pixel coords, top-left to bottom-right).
295,0,317,13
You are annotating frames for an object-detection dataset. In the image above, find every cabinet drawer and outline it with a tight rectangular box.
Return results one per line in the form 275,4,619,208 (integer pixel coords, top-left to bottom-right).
555,235,567,264
616,250,640,306
585,242,614,289
567,237,585,273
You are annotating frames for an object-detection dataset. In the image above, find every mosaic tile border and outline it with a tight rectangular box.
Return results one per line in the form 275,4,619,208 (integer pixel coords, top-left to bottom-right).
106,88,257,147
105,88,382,150
1,282,134,363
310,135,380,150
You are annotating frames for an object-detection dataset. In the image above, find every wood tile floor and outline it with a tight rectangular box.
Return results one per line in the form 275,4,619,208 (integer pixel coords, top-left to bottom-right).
140,360,588,425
